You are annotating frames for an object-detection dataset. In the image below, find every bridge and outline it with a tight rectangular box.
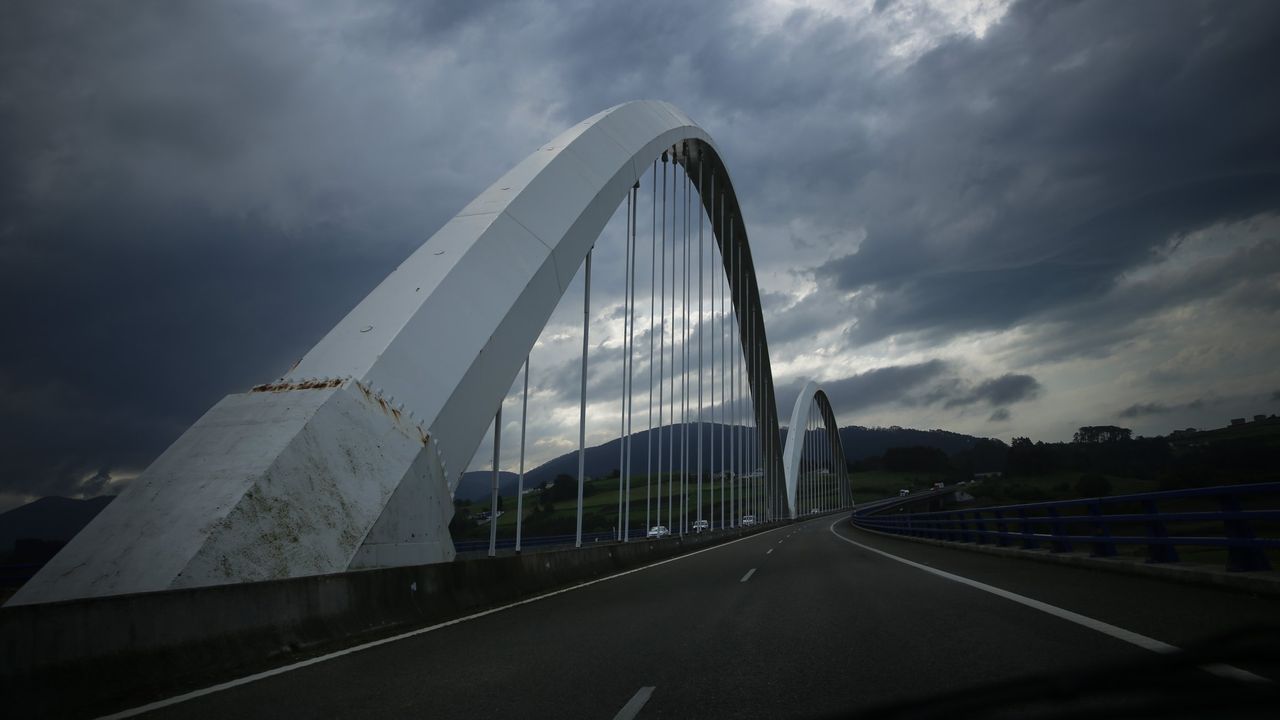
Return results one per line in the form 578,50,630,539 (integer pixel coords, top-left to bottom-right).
2,102,1278,718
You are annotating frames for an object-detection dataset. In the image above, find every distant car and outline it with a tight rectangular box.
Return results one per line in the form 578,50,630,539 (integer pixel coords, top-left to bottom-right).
740,515,756,527
692,519,710,533
646,525,670,539
932,482,945,490
810,508,820,514
898,489,910,497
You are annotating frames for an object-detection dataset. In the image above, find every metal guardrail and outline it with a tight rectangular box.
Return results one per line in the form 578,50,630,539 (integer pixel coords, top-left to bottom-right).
454,530,617,553
454,521,776,553
454,515,810,554
851,481,1280,572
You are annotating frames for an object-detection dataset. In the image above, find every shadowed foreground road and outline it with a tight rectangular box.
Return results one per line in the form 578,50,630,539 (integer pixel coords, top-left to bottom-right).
128,515,1280,719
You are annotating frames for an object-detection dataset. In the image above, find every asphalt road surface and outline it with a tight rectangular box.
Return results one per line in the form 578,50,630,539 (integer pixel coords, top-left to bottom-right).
119,514,1280,719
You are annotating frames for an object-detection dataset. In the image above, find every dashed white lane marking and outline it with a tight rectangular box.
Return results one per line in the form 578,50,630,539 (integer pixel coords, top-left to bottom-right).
96,525,790,719
740,568,757,583
612,686,655,720
766,548,773,555
828,519,1268,684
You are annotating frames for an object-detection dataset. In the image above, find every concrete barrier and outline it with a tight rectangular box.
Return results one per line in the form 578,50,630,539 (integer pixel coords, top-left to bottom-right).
0,523,776,718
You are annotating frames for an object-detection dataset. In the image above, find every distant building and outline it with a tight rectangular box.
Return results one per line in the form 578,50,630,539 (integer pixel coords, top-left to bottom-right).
1231,418,1247,426
1255,415,1268,422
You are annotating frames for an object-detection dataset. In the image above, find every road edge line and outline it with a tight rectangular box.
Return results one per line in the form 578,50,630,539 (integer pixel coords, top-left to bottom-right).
827,517,1268,684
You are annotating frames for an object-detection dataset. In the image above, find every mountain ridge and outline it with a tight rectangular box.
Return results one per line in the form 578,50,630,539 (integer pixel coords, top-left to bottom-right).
453,423,985,501
2,424,990,529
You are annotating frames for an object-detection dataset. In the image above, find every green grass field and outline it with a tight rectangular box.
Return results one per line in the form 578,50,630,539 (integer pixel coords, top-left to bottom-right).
963,471,1161,505
848,470,949,498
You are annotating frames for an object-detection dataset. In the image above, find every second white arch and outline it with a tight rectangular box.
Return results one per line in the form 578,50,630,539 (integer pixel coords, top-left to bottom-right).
782,381,851,519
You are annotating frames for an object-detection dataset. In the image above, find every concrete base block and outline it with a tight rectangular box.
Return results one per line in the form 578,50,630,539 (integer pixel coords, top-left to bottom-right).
8,379,454,606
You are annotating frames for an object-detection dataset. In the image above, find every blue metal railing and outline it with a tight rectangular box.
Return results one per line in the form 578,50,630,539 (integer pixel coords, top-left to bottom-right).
851,481,1280,572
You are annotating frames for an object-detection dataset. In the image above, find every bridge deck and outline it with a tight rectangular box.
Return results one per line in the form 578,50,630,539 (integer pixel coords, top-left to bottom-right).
130,515,1280,718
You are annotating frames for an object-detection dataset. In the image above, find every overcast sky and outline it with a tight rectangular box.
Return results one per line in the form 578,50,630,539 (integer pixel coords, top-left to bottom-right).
2,0,1278,510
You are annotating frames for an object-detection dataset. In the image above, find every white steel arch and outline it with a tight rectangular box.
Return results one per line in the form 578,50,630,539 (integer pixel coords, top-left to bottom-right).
11,101,788,605
782,381,851,519
284,100,784,504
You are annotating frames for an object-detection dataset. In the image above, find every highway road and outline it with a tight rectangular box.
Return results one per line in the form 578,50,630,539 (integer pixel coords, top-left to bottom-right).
117,514,1280,719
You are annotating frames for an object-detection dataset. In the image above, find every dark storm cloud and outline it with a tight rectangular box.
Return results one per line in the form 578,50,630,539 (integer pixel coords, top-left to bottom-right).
540,343,625,405
539,322,714,409
999,226,1280,365
777,362,1042,426
0,195,404,497
547,0,885,234
4,0,1279,503
775,360,950,422
1119,402,1171,419
988,408,1011,423
531,0,1280,363
0,1,445,498
762,289,848,347
940,374,1042,409
1118,399,1206,419
822,360,953,412
816,0,1280,351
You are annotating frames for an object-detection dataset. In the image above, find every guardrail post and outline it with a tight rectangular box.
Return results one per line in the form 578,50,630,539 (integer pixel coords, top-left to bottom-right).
970,510,984,544
1220,494,1270,572
1088,501,1117,558
1141,498,1177,564
1019,508,1038,549
993,509,1009,547
1049,507,1072,553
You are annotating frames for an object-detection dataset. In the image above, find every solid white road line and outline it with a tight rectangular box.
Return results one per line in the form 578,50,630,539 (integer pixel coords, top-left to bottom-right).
740,568,757,583
612,686,655,720
97,525,790,720
828,519,1268,684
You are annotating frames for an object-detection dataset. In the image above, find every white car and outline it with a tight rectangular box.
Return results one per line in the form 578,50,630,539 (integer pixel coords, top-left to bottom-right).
692,519,710,533
899,489,910,497
646,525,670,539
740,515,756,527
